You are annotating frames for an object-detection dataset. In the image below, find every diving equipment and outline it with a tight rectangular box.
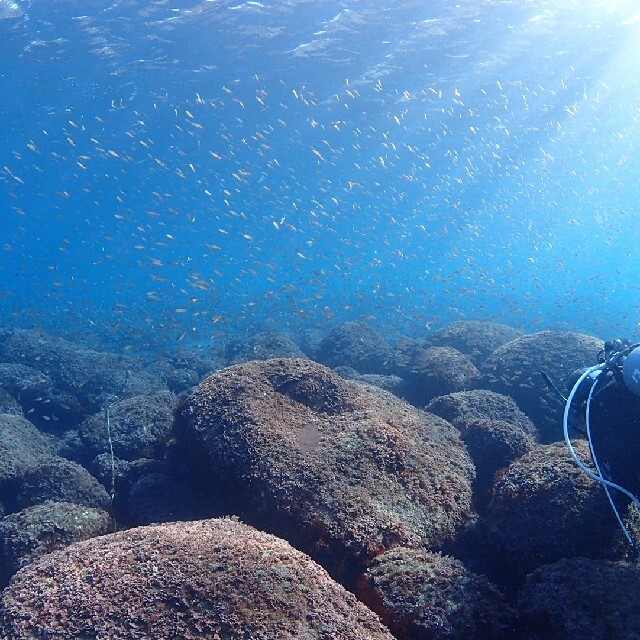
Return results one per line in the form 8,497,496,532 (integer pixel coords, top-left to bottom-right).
564,339,640,560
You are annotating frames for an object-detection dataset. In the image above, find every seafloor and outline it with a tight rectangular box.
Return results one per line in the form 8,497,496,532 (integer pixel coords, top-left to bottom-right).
0,320,638,640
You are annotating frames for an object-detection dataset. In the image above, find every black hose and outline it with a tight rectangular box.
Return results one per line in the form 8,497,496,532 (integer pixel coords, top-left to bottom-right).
540,370,567,403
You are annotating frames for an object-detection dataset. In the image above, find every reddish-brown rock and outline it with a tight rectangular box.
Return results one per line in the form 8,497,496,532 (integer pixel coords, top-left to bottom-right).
176,358,475,573
0,518,394,640
357,546,514,640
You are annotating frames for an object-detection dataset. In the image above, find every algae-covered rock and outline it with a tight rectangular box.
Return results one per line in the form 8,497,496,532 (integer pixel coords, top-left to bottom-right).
0,518,394,640
176,358,474,574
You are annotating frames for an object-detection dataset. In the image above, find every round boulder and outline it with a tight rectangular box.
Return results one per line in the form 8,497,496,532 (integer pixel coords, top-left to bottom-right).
165,349,220,380
480,330,602,442
176,358,474,573
485,441,621,575
0,414,56,487
0,500,112,587
407,347,481,406
464,419,535,509
0,390,20,415
0,361,84,431
0,362,50,399
426,320,523,366
518,557,640,640
357,546,514,640
78,391,178,461
317,322,393,374
0,328,165,408
165,366,200,394
225,331,308,364
2,457,111,515
0,518,395,640
125,471,214,526
388,337,425,376
426,389,538,439
334,368,412,401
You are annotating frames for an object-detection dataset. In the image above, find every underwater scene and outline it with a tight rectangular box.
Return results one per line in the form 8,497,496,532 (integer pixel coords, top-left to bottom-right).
2,0,640,638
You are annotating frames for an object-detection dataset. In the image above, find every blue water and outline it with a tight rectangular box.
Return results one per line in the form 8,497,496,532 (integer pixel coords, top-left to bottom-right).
2,0,640,352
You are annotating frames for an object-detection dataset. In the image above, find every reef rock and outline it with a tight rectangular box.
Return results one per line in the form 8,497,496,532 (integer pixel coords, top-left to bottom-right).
176,358,474,574
0,389,20,415
0,414,57,488
297,327,325,361
164,349,220,381
405,346,481,406
463,418,535,508
426,389,537,506
78,391,178,462
2,457,111,515
125,471,214,526
317,321,393,374
225,331,308,364
0,362,50,398
0,500,111,587
426,320,523,366
0,362,82,431
387,337,422,374
164,366,201,394
357,546,514,640
518,557,640,640
426,389,538,439
480,330,602,441
0,328,166,413
334,367,412,400
485,441,621,576
0,518,394,640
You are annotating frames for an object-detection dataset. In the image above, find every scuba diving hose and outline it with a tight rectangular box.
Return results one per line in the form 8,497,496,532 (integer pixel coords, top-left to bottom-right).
563,362,640,559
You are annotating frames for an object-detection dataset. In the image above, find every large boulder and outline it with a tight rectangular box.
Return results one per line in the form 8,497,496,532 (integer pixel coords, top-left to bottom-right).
0,518,395,640
357,546,514,640
426,320,523,366
0,328,166,413
224,331,308,364
124,471,215,526
406,346,481,406
480,331,602,441
518,557,640,640
1,457,111,515
176,358,475,574
0,390,20,415
388,337,425,376
426,389,538,439
334,367,413,401
78,391,178,462
463,418,535,508
87,455,214,528
0,362,50,397
485,441,621,576
317,322,393,374
426,389,537,506
0,362,82,431
0,414,56,487
0,501,112,587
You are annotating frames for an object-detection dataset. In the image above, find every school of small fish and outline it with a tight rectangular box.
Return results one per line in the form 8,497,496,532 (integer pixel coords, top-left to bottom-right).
2,0,640,351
